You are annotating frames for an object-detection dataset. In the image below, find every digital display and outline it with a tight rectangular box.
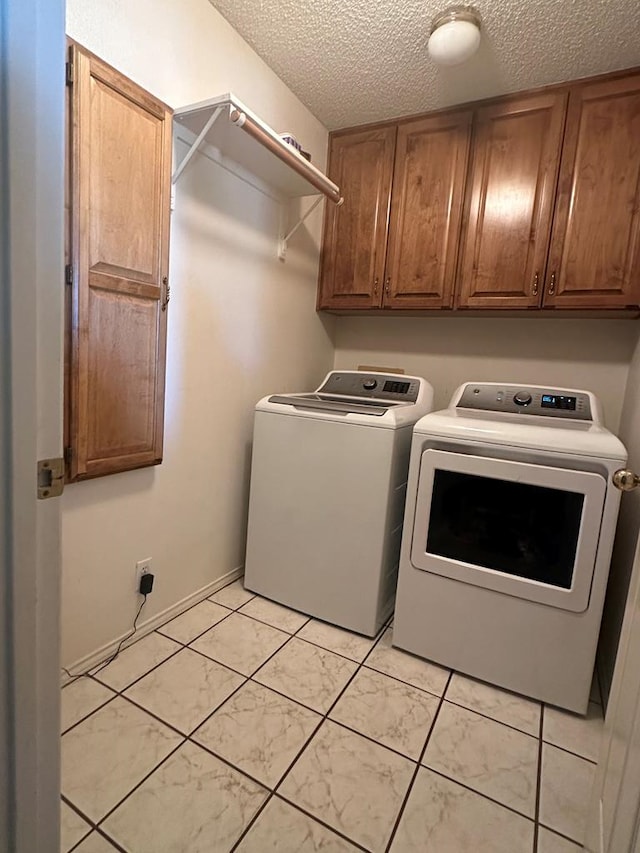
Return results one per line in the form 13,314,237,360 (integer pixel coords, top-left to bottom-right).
384,380,410,394
541,394,577,411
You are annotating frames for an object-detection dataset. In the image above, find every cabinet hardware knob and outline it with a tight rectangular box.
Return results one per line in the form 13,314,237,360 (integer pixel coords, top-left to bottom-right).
548,271,556,296
161,275,170,311
373,276,379,296
532,272,539,296
385,277,390,295
613,469,640,491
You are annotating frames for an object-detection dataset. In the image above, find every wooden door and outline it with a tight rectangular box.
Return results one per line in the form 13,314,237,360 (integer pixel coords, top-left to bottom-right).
457,92,567,308
317,126,396,309
545,73,640,309
67,43,172,479
383,110,472,309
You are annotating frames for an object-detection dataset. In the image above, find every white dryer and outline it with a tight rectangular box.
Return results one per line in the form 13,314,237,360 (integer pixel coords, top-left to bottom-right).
393,382,627,713
244,371,434,636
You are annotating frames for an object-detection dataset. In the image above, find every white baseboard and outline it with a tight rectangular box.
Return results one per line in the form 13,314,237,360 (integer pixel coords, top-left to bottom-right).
61,566,244,684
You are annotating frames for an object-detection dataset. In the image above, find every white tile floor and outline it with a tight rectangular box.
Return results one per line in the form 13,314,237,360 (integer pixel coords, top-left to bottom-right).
61,579,602,853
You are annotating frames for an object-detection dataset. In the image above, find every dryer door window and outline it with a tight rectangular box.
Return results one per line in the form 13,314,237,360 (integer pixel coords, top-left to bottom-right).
427,469,584,589
410,449,607,612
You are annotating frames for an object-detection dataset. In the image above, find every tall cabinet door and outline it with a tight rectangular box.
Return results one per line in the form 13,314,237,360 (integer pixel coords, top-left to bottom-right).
383,111,472,309
68,44,172,480
545,73,640,308
457,92,567,309
317,126,396,310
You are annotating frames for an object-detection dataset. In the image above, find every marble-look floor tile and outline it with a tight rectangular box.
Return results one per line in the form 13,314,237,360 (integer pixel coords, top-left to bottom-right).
390,767,534,853
543,701,603,762
157,599,231,645
446,673,541,736
423,701,538,817
366,629,450,696
537,826,584,853
539,743,596,844
125,648,244,734
237,796,359,852
61,800,91,852
103,741,267,853
209,579,255,610
239,596,310,633
61,678,116,733
73,833,120,853
297,620,376,662
190,612,289,676
194,680,320,788
279,720,414,853
92,632,181,692
61,696,182,822
330,666,439,759
254,638,357,713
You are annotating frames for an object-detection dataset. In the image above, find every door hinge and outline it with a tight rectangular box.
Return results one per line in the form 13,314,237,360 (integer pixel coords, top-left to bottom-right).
65,59,74,86
37,458,65,499
65,264,73,286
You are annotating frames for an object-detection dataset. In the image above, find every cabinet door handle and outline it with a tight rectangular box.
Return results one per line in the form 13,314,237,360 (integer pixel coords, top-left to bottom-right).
532,272,539,296
373,277,379,296
385,277,390,295
161,275,170,311
548,271,556,296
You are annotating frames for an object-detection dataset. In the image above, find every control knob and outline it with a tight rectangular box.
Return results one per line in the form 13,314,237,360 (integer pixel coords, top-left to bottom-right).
513,391,532,407
363,379,377,390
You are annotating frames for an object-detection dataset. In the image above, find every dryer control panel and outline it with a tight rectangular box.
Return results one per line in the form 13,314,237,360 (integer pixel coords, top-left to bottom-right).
456,383,593,421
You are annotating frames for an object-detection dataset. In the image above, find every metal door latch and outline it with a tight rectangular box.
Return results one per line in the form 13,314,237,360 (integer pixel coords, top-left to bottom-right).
613,469,640,492
37,458,64,499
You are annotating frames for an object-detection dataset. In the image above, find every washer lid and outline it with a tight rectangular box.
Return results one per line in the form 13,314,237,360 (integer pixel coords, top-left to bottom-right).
267,394,397,416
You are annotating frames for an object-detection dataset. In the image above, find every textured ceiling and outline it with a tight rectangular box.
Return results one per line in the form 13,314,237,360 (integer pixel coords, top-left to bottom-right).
209,0,640,129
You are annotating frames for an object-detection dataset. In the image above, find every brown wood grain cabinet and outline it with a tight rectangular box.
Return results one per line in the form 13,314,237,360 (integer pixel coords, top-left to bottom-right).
544,72,640,309
66,43,172,480
456,92,567,309
317,126,396,309
318,67,640,314
384,110,472,309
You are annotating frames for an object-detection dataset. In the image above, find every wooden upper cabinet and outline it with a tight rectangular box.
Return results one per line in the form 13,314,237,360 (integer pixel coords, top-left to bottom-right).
67,43,172,480
545,73,640,308
457,92,567,308
384,110,472,309
317,126,396,309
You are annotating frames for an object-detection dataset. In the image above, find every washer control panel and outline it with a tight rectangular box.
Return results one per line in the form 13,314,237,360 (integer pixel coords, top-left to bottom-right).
456,383,593,421
318,372,420,402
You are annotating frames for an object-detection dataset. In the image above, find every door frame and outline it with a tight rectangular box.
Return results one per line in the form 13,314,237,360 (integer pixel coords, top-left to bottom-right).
1,0,65,849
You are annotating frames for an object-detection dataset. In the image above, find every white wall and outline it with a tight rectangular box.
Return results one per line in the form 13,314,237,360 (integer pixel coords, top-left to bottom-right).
62,0,335,666
333,317,638,431
599,335,640,701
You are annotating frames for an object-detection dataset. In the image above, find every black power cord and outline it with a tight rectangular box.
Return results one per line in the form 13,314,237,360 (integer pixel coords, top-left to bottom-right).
61,594,148,684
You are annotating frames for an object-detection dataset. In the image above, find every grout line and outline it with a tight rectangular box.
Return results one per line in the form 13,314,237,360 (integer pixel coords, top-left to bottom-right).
442,696,541,740
533,704,545,853
360,663,447,699
423,766,538,824
537,821,584,847
92,827,129,853
384,670,453,852
60,690,119,737
275,793,371,852
540,738,598,765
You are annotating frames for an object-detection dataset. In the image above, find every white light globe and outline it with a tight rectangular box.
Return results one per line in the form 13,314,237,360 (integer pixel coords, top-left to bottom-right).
428,18,481,66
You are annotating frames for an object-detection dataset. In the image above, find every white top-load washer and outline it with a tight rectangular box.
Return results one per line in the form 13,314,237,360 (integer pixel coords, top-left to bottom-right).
393,382,627,713
243,370,434,636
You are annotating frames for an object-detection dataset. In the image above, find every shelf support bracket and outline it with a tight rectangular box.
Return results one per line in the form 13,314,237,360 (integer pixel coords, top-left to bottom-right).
172,105,224,185
278,195,323,261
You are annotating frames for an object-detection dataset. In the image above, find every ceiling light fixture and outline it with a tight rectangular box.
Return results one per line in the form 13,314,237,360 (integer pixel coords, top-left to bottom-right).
428,6,482,67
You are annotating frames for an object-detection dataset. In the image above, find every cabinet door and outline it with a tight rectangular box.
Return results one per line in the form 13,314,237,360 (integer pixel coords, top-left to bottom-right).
457,92,567,308
545,73,640,308
68,44,172,479
384,111,472,309
317,127,396,309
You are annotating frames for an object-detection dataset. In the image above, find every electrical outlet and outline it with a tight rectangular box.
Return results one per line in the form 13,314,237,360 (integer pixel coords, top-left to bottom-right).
135,558,152,593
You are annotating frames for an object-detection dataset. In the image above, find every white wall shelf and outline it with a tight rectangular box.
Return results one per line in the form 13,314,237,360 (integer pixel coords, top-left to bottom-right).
172,93,342,259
